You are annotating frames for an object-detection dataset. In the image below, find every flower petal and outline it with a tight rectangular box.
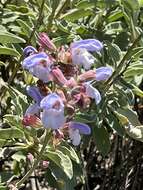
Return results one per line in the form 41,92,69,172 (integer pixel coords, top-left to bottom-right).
40,93,64,110
72,48,95,70
69,128,81,146
96,67,113,81
22,52,52,82
71,39,103,52
41,109,65,129
26,86,43,104
70,122,91,135
23,46,37,57
85,83,101,104
25,103,40,116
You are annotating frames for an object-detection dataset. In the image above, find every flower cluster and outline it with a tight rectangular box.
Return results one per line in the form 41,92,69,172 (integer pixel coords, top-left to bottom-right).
22,33,112,146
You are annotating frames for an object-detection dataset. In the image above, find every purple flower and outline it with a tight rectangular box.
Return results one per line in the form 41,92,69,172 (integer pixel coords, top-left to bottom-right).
72,48,95,70
69,122,91,146
70,122,91,134
84,83,101,104
40,93,65,129
23,46,37,57
71,39,103,52
22,52,52,82
96,67,112,81
25,103,40,116
26,86,43,104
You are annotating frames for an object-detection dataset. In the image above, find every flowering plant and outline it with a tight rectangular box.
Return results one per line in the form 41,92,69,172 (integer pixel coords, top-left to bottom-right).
1,1,143,189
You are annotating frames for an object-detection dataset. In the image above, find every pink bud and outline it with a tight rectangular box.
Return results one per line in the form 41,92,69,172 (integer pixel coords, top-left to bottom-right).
51,67,68,86
39,33,56,51
42,160,49,168
27,153,34,162
79,70,96,82
65,77,77,88
22,115,42,128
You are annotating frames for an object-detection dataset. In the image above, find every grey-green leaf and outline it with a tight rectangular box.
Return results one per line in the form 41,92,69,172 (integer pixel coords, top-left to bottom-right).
93,125,111,156
46,150,73,179
0,32,25,43
0,47,20,56
0,128,24,139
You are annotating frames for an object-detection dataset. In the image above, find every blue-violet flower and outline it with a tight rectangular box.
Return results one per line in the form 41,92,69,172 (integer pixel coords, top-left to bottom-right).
22,52,52,82
40,93,65,129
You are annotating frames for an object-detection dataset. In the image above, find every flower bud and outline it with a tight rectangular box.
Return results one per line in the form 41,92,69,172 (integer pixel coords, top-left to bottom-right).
39,33,56,51
22,115,42,128
42,160,49,169
51,67,68,86
27,153,34,162
79,70,96,82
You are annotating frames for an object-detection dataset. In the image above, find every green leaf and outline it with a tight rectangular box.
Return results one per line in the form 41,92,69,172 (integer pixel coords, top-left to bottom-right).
107,112,125,136
0,32,25,43
122,0,140,11
132,84,143,97
0,186,8,190
129,47,143,59
0,139,15,148
58,144,80,164
0,61,5,66
4,115,22,128
117,107,140,126
60,8,93,21
76,1,95,9
138,0,143,6
124,67,143,77
46,150,73,179
45,168,61,189
0,128,24,139
93,126,110,156
12,151,26,162
107,10,124,22
105,21,123,34
17,19,32,36
0,47,20,56
107,42,122,63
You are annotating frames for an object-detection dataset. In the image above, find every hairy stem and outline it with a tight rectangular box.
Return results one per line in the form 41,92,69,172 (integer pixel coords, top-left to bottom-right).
15,129,50,189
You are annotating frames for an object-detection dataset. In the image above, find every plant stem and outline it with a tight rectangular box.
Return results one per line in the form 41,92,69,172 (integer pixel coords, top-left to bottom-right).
27,0,46,45
15,129,50,189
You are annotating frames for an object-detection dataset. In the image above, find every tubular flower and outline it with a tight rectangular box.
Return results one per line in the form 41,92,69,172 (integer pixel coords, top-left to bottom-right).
71,39,103,52
39,33,56,51
51,67,68,86
26,86,43,104
96,67,112,81
40,93,65,129
79,70,96,82
23,46,37,58
68,122,91,146
24,86,43,118
84,83,101,105
22,52,53,82
72,48,95,70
